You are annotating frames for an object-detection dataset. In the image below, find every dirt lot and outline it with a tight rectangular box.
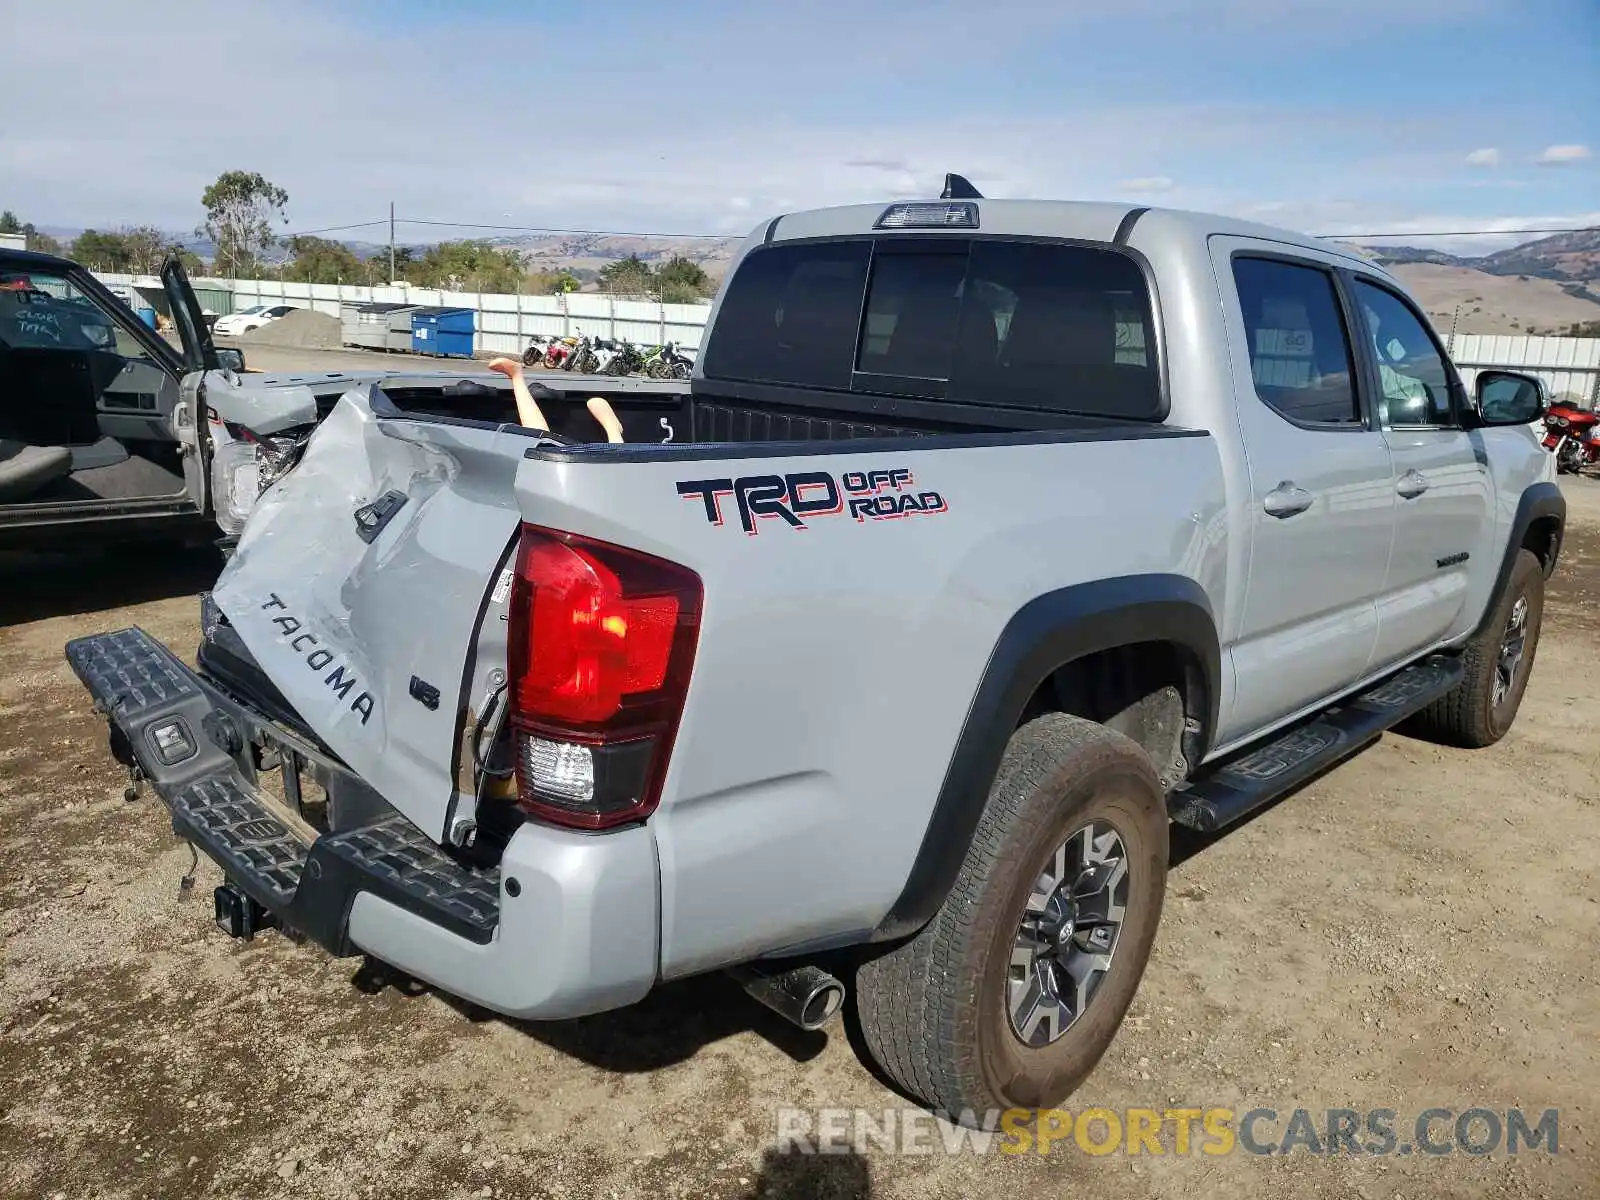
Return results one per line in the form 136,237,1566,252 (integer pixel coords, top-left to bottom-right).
3,482,1598,1200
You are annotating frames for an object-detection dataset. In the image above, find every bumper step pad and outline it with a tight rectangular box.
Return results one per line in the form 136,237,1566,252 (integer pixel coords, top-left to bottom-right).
1169,654,1463,832
68,626,201,720
172,775,308,907
67,627,500,953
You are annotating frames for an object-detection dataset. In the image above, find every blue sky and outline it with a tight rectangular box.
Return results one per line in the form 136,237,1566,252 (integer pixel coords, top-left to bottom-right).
6,0,1597,255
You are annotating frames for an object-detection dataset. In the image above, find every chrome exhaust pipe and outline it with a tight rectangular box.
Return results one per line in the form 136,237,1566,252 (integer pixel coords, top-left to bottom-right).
729,962,845,1031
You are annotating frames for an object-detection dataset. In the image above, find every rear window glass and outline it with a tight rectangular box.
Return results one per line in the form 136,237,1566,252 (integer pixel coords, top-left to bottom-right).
699,240,870,390
951,241,1156,415
703,237,1161,419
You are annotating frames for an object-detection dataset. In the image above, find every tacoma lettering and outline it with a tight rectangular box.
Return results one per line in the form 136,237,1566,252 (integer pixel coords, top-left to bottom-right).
259,593,377,725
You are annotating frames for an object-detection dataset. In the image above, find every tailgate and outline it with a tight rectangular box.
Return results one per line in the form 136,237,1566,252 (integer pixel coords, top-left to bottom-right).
211,391,529,838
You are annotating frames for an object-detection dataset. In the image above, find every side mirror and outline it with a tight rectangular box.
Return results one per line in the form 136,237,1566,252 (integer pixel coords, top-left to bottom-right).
1474,370,1546,427
215,347,247,373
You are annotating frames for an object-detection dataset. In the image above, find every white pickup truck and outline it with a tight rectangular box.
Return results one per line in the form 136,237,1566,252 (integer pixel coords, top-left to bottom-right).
69,179,1563,1119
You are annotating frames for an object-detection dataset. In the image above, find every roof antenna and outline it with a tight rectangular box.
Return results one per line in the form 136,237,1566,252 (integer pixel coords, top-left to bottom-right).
940,173,983,200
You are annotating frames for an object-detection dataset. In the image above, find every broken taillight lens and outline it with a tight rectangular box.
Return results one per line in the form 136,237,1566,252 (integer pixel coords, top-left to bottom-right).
506,525,702,829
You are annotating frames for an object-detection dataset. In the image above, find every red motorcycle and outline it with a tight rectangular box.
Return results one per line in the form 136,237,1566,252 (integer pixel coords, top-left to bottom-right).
1542,402,1599,474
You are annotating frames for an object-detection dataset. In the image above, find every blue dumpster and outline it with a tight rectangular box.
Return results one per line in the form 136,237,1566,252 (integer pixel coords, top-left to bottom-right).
410,307,475,358
137,307,157,329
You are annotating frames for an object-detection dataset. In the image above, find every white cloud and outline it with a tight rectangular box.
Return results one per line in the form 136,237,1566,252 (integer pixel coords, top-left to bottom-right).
1536,144,1592,166
1464,147,1499,167
1118,177,1176,193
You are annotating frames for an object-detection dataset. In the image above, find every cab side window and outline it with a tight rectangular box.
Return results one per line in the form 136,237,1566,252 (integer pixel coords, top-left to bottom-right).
1232,257,1361,427
1353,280,1454,427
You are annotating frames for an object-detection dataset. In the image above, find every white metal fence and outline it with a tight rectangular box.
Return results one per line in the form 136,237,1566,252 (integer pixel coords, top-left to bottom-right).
232,278,714,355
92,272,715,355
91,270,1600,406
1445,333,1600,409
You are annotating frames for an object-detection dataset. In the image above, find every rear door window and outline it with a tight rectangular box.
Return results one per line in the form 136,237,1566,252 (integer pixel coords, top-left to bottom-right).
703,236,1163,419
1231,257,1362,427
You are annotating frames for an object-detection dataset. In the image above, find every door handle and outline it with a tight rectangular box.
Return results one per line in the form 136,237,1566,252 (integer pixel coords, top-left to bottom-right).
1263,482,1314,518
1397,469,1429,500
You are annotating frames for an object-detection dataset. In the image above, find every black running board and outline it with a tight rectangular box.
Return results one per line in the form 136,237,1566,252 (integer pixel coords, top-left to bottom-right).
1168,655,1463,832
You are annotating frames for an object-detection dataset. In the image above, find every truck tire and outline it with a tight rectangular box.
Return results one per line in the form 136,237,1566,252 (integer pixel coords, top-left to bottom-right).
1403,548,1545,748
856,713,1168,1118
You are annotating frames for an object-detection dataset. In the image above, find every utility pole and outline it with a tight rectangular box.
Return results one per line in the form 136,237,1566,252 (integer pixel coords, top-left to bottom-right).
389,202,396,284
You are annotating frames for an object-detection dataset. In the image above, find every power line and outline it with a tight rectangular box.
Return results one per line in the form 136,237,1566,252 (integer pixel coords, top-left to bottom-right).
400,217,732,240
280,219,394,238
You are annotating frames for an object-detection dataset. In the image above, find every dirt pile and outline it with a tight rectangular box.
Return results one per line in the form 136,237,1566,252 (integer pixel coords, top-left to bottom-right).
237,308,342,351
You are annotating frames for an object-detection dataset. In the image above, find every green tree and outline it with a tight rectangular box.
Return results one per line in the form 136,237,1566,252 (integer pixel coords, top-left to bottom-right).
659,254,716,299
356,247,414,285
71,229,134,271
200,170,289,277
118,226,172,274
525,270,580,295
27,230,64,255
168,245,206,276
597,254,655,295
1,211,66,255
406,240,526,291
284,235,364,284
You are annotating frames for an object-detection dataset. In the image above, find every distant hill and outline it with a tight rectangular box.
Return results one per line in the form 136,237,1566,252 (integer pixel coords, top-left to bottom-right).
1359,228,1600,284
495,232,740,278
1385,263,1600,337
1349,228,1600,335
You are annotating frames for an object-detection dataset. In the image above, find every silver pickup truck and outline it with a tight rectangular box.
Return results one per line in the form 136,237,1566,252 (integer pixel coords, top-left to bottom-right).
68,179,1564,1119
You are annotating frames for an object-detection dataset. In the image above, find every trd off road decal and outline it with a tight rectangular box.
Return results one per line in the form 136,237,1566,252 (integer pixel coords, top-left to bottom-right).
677,468,947,535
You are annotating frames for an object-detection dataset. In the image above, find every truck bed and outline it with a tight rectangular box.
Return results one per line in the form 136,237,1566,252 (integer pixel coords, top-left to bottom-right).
372,373,1182,450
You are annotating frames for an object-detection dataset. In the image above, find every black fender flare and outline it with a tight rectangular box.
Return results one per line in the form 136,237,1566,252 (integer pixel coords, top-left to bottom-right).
1477,482,1564,634
872,574,1220,942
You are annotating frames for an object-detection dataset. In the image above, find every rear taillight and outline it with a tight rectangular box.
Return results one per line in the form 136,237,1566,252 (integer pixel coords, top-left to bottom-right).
506,524,702,829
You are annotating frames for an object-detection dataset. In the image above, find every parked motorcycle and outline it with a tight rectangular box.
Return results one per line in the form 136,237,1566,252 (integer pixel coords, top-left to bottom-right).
540,334,580,370
1542,402,1599,474
603,339,647,377
562,334,601,374
521,334,558,368
642,341,694,380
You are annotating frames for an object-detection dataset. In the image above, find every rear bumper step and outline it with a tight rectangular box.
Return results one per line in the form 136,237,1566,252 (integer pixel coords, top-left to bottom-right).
1169,655,1464,832
66,627,499,953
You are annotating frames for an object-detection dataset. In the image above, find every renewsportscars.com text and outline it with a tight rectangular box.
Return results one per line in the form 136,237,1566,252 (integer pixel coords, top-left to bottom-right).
775,1106,1560,1158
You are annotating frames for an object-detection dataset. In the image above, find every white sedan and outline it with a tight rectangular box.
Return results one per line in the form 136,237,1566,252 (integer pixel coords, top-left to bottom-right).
213,304,297,336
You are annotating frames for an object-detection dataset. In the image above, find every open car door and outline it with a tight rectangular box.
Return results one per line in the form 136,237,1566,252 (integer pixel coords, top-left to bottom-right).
161,256,224,516
162,257,220,373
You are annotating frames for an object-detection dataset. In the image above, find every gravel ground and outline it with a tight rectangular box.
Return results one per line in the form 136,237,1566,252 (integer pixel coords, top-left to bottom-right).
223,340,470,376
3,479,1598,1200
